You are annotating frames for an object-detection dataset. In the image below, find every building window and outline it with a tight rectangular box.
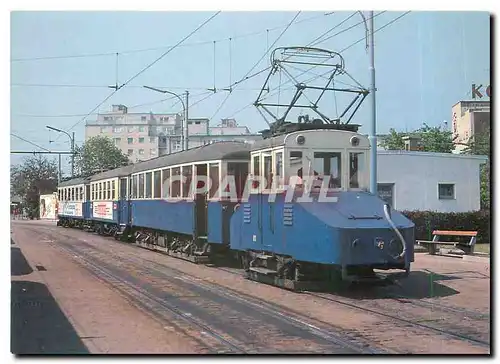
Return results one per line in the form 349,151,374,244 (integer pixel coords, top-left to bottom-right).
114,138,121,145
378,183,395,206
100,127,107,133
128,137,133,144
104,116,111,121
141,116,147,121
150,148,157,156
438,183,455,200
157,126,163,133
113,127,122,133
139,149,145,155
139,137,145,143
128,126,134,133
150,137,156,143
128,149,133,156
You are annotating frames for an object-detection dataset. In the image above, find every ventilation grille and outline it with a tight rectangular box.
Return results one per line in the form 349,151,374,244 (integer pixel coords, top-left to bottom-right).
283,204,293,226
243,204,251,224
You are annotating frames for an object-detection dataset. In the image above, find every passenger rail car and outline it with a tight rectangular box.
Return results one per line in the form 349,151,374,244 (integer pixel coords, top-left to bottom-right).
88,165,135,235
126,141,252,263
57,177,91,228
56,130,415,290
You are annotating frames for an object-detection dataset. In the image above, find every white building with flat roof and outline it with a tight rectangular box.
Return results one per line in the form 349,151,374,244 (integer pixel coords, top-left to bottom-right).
376,150,487,212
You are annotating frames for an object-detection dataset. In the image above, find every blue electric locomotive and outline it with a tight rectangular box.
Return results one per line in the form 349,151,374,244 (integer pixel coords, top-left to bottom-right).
230,128,414,288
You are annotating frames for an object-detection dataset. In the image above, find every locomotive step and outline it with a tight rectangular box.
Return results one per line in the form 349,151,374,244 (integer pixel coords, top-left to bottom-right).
245,269,331,292
255,254,274,260
248,266,277,276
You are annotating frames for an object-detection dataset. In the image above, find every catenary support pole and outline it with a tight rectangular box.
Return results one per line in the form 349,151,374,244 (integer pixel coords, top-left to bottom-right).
368,11,378,194
71,131,75,178
184,91,189,151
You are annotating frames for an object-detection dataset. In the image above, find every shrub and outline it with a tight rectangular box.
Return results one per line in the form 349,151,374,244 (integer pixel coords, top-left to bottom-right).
402,210,491,244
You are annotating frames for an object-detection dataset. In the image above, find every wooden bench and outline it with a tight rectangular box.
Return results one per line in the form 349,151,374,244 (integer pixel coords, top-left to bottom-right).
416,230,478,255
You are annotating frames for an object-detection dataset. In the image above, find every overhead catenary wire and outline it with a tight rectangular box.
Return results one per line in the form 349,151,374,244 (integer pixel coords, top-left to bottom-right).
53,11,221,142
208,11,302,122
11,133,51,152
11,12,334,63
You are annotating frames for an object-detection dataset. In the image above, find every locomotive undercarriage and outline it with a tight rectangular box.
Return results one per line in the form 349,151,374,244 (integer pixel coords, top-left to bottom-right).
129,227,228,264
239,250,403,291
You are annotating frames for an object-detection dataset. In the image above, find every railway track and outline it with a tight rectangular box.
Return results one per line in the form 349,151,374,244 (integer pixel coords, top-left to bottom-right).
304,291,490,350
27,224,490,353
31,227,380,354
217,266,490,322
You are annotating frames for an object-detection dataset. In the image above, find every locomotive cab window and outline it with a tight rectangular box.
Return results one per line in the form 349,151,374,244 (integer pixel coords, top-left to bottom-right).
313,152,342,188
349,152,365,189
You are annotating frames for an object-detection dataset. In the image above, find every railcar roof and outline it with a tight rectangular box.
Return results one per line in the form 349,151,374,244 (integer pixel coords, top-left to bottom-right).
89,164,135,181
131,141,252,174
58,177,89,187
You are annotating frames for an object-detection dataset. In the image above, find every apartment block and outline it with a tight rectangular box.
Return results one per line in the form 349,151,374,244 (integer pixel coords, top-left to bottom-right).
85,105,262,162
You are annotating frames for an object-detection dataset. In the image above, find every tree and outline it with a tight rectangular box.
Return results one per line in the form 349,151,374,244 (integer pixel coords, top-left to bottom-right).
416,123,456,153
379,123,456,153
463,130,490,210
379,128,406,150
10,155,59,219
74,136,130,177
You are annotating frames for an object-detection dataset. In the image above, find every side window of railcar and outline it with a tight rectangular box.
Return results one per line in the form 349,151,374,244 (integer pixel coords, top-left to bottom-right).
252,154,260,189
80,187,84,200
182,166,192,198
313,152,342,188
154,171,161,198
145,172,152,199
138,174,145,198
288,151,303,185
131,175,137,198
98,183,102,200
349,152,365,188
162,169,170,198
171,167,181,198
209,163,219,199
263,154,272,190
112,180,116,200
275,151,283,189
85,185,90,201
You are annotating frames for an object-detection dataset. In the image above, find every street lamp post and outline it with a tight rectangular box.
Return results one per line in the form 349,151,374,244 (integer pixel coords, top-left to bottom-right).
46,126,75,178
143,86,189,151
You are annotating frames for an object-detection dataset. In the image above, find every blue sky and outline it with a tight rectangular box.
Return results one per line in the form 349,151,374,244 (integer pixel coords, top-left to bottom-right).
10,11,490,173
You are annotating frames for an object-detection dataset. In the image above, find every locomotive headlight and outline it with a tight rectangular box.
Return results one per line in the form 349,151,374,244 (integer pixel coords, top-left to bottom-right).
296,135,305,145
388,238,404,257
350,136,360,146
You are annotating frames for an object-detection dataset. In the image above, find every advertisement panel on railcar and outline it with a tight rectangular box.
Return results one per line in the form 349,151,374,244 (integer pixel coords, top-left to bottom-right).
59,201,83,217
93,201,114,220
